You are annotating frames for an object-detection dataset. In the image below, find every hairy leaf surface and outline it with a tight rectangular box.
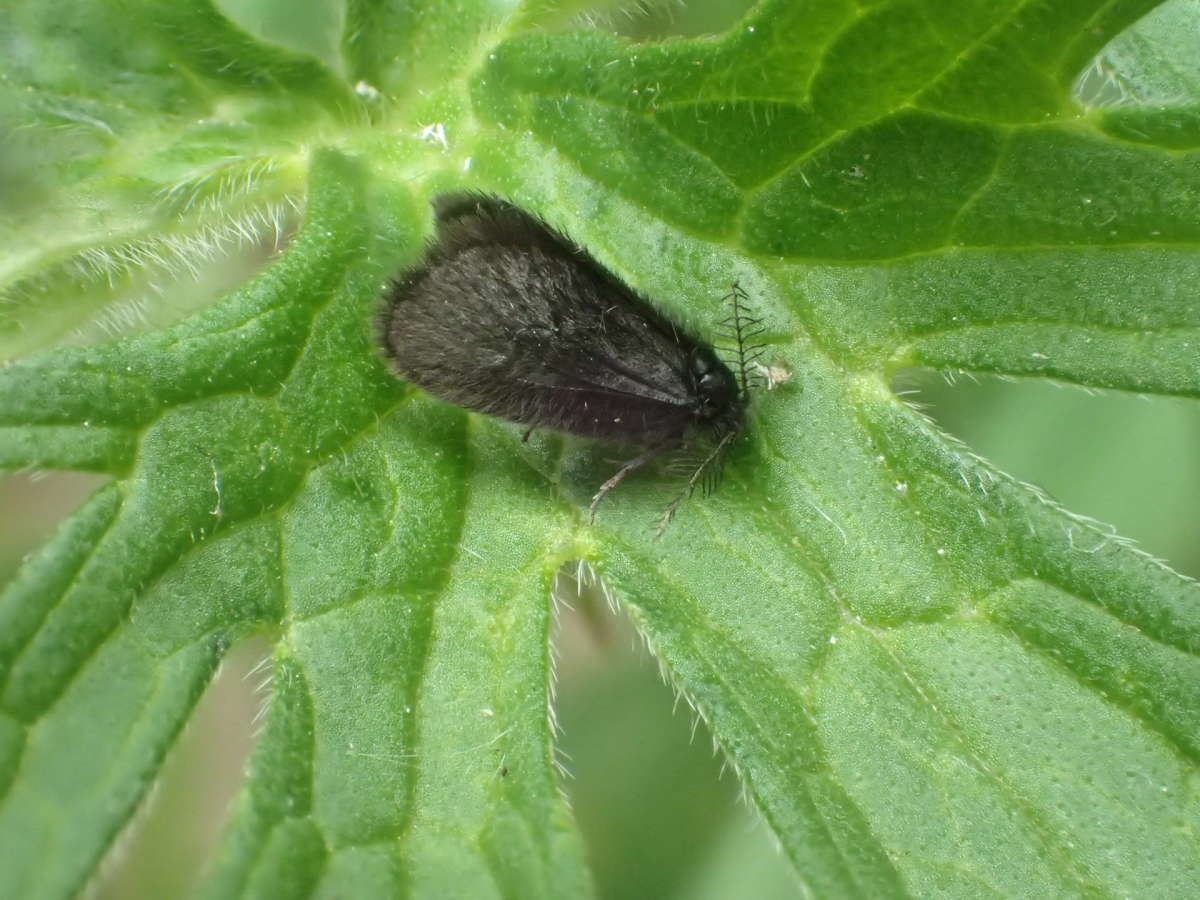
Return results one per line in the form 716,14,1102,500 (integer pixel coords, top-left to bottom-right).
1,0,1198,897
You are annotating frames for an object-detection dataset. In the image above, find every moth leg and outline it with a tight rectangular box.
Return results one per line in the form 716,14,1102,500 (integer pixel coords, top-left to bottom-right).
589,444,672,523
521,427,535,443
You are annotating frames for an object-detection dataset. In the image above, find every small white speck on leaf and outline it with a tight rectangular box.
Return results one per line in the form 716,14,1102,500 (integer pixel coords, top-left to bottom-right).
416,122,449,151
354,80,382,101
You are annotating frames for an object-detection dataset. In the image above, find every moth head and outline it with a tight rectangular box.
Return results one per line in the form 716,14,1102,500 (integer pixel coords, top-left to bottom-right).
687,347,743,433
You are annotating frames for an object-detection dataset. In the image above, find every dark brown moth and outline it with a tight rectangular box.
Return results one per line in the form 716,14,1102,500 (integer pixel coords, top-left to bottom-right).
378,194,760,534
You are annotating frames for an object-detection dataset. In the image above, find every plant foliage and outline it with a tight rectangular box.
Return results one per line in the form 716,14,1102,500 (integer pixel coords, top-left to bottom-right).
1,0,1198,896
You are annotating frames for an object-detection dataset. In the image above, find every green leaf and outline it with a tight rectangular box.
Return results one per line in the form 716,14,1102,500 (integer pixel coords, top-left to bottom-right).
2,0,1199,897
0,0,327,359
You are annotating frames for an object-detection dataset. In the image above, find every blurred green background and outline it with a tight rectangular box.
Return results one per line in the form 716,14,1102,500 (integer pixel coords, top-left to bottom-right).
2,0,1197,896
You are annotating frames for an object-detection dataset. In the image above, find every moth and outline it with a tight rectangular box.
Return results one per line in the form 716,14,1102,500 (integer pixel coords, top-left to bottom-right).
379,194,762,534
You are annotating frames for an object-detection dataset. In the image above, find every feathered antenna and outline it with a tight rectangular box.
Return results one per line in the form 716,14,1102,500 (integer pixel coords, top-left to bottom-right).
716,282,767,396
656,428,739,537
